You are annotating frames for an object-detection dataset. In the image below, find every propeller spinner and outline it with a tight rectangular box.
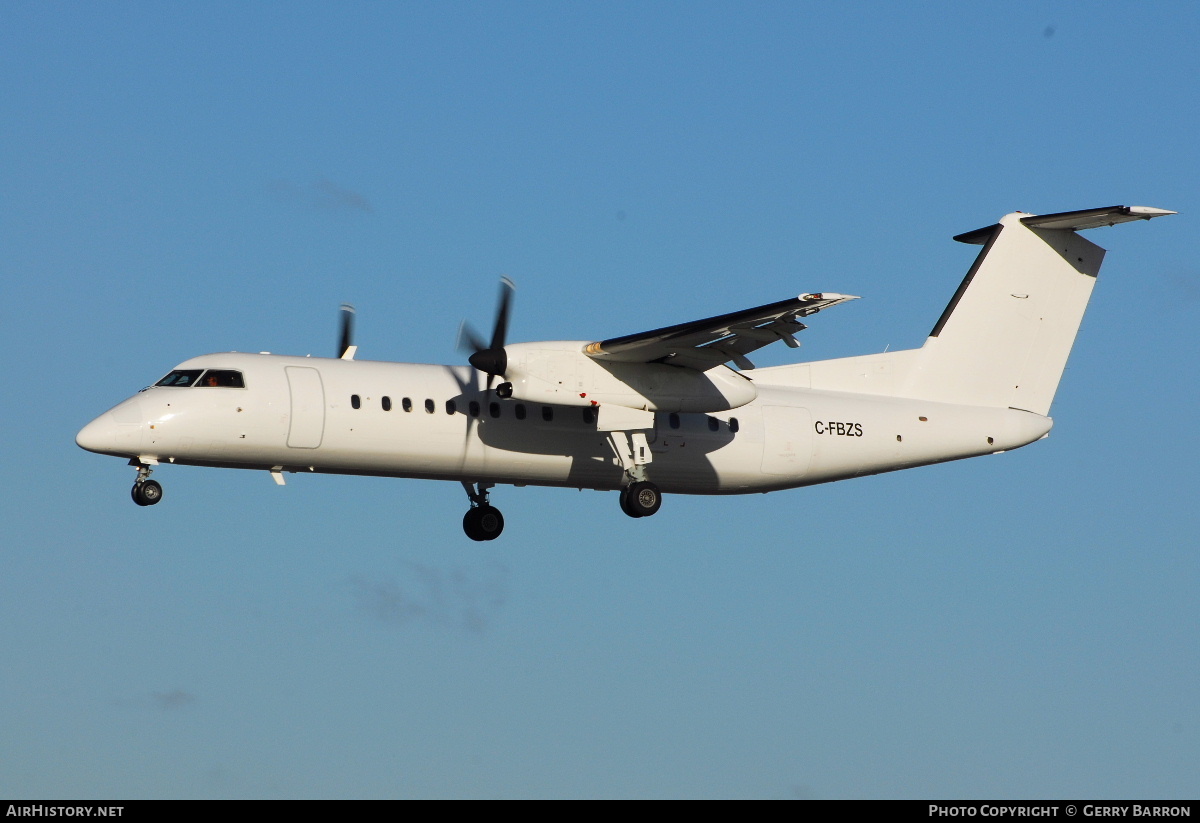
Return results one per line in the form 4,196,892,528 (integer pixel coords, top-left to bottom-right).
459,277,515,390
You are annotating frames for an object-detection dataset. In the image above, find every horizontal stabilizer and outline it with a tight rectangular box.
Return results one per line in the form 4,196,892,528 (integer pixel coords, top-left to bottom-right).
1021,205,1176,231
955,205,1175,244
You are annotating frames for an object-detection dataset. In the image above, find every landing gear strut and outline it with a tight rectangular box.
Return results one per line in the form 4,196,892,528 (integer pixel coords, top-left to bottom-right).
130,463,163,507
461,481,504,541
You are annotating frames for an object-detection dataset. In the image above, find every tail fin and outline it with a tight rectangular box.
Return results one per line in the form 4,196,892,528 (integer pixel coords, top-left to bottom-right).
905,206,1173,414
786,206,1174,413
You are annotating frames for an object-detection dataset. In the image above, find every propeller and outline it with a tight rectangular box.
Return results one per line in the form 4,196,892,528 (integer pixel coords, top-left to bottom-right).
338,303,357,359
459,277,514,390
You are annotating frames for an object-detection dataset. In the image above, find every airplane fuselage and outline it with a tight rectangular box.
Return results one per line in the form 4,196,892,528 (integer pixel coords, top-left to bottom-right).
78,350,1052,495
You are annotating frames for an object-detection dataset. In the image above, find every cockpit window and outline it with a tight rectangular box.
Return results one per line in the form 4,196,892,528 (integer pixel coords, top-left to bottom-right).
155,369,204,387
195,369,245,388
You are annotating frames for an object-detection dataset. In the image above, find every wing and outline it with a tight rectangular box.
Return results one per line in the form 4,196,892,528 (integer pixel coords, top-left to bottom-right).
583,292,858,370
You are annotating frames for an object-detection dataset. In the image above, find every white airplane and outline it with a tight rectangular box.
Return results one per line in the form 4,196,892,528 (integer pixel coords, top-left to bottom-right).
77,205,1173,541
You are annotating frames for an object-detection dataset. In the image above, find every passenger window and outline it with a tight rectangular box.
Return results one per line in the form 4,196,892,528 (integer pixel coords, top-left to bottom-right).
581,407,596,425
515,404,527,420
445,399,456,415
382,396,392,411
154,369,204,387
669,413,681,430
541,406,553,422
402,397,413,412
468,400,480,418
708,417,719,432
196,370,245,388
351,394,361,409
424,399,435,414
489,402,500,418
729,417,739,433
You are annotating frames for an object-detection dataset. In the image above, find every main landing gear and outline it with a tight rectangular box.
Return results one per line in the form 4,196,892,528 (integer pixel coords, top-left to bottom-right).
608,430,664,519
130,462,163,507
462,481,504,541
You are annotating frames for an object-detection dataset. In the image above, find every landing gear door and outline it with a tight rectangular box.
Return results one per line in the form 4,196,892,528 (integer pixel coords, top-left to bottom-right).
285,366,325,449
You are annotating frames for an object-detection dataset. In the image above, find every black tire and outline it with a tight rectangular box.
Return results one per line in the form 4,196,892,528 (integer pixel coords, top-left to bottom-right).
619,487,643,518
463,505,504,541
623,481,661,518
133,479,163,506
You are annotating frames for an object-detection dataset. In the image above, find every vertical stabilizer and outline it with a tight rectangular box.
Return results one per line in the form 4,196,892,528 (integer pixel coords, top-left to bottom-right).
905,206,1171,414
783,206,1173,413
909,212,1101,414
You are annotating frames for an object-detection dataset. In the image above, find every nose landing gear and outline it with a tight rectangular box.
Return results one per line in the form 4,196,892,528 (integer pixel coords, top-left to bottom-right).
461,481,504,541
130,462,163,506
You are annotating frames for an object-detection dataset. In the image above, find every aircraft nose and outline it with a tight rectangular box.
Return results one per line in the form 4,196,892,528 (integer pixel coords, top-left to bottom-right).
76,398,144,456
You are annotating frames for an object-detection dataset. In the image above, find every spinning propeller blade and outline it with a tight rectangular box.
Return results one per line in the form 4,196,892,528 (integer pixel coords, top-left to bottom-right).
463,277,515,390
456,321,488,356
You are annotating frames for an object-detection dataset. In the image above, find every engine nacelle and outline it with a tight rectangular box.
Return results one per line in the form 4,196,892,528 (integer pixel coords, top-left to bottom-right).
502,342,757,412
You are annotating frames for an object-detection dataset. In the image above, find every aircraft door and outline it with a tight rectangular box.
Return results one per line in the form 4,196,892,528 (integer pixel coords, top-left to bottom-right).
760,406,812,477
285,366,325,448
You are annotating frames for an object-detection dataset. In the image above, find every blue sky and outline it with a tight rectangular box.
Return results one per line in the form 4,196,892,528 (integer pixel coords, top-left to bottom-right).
2,2,1196,799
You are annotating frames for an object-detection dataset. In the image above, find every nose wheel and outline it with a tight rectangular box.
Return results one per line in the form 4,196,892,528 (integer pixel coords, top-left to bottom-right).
461,481,504,541
131,478,163,506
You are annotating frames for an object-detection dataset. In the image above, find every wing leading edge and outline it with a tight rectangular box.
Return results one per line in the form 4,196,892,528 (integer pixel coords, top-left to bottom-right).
583,292,857,370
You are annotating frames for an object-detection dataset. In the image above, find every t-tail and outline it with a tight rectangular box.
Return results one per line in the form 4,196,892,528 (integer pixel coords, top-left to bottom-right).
786,205,1175,415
